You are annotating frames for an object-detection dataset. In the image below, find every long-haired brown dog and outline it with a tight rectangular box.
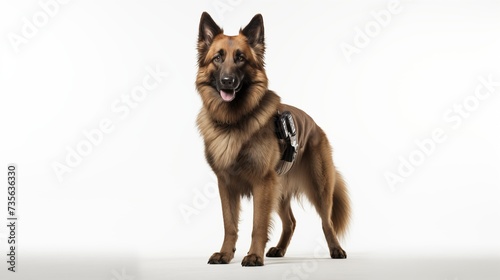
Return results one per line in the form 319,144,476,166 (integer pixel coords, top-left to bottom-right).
196,12,351,266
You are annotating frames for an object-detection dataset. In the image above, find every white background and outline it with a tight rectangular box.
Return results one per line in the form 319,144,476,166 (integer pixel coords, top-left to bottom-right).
1,0,500,279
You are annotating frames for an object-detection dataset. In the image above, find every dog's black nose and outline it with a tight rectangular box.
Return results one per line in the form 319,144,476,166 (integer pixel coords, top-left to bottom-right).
221,76,235,87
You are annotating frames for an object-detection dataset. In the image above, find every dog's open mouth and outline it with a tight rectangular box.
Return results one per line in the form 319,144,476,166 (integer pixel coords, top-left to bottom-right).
219,83,242,102
220,89,236,102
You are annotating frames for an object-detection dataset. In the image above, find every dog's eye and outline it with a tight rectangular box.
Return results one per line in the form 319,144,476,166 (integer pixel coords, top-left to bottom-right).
213,54,222,63
236,55,245,63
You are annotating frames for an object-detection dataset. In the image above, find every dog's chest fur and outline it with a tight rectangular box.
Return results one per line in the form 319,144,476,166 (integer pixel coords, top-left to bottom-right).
197,91,282,175
197,110,270,172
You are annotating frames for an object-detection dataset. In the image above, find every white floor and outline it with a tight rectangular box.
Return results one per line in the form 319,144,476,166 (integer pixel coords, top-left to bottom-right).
3,252,499,280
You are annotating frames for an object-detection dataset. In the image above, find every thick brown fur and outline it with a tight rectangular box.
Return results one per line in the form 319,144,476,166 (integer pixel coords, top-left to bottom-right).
196,12,351,266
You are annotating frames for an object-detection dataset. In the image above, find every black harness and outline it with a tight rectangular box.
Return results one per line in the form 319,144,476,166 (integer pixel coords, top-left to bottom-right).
275,111,298,175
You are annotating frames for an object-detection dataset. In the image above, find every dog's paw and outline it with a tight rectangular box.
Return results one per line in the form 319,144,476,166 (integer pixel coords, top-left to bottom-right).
208,252,232,264
241,254,264,266
266,247,286,257
330,247,347,259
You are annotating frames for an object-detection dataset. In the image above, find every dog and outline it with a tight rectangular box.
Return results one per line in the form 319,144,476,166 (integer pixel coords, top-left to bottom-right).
195,12,351,266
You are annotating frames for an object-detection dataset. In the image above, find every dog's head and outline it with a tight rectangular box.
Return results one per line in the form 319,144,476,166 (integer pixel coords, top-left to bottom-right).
196,12,266,103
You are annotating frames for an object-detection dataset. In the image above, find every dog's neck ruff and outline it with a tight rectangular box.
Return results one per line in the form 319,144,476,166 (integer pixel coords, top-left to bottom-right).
275,111,298,175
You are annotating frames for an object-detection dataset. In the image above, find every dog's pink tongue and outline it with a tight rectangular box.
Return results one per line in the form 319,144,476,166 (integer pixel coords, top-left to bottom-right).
220,90,236,102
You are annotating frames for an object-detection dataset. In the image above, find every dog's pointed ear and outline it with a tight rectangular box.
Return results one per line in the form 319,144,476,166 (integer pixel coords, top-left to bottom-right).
198,12,222,47
241,14,265,47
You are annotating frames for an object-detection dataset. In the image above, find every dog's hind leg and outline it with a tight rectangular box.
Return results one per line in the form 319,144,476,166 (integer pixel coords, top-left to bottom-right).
317,194,347,259
311,181,347,258
266,195,296,257
307,143,348,259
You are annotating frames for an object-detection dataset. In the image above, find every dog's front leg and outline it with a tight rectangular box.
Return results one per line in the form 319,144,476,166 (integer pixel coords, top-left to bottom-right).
241,174,277,266
208,178,240,264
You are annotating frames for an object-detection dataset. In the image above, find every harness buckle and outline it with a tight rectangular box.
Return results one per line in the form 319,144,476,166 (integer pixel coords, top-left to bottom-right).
275,111,298,174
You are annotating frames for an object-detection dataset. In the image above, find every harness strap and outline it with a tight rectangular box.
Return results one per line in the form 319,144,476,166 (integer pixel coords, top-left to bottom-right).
275,111,298,175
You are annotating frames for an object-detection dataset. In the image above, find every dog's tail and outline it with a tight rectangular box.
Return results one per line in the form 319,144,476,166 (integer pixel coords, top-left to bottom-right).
331,171,351,238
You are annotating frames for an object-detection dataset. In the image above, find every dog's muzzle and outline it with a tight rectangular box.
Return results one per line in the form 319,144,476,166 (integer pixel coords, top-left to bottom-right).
218,76,241,102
